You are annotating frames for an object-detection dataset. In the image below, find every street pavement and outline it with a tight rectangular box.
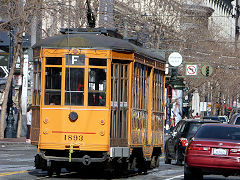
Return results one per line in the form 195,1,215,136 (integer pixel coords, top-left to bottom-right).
1,135,240,179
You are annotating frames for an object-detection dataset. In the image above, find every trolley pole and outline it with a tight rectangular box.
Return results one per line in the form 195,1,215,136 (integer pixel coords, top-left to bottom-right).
4,27,16,138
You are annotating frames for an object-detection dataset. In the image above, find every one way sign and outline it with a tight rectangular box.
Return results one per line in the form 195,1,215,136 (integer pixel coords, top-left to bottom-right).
186,64,197,75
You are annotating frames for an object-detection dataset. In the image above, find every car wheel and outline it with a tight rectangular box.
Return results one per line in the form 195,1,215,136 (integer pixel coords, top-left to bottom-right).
184,165,203,180
175,149,182,165
164,146,171,164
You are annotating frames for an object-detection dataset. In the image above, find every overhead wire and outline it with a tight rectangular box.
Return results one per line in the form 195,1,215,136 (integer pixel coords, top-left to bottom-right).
67,0,72,108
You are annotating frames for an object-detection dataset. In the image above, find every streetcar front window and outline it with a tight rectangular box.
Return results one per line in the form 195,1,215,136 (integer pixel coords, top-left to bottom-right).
45,67,62,105
65,68,84,106
88,68,106,106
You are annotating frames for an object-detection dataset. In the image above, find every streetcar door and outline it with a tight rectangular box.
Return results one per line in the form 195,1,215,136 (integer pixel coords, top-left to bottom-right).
110,61,129,147
31,58,41,145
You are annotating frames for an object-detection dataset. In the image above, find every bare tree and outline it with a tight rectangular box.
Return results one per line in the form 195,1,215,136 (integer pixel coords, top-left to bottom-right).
0,0,42,139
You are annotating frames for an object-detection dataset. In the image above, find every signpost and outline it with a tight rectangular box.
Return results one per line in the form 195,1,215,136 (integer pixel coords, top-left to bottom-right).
186,65,197,75
168,52,182,67
202,64,213,77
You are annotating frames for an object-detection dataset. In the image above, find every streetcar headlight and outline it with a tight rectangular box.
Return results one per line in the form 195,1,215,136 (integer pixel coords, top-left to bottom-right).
69,111,78,122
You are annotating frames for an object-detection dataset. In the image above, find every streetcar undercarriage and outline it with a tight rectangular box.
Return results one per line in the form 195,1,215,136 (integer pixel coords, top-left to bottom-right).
35,148,161,177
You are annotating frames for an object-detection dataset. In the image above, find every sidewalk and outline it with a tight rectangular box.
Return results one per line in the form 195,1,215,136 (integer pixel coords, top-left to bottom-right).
0,137,26,143
0,137,35,150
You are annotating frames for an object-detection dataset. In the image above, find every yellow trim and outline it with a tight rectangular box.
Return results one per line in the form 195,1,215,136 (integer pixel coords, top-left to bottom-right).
128,62,134,144
84,58,89,106
148,68,153,144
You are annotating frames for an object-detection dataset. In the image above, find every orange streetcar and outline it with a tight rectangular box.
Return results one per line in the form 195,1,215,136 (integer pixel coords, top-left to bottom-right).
31,28,166,176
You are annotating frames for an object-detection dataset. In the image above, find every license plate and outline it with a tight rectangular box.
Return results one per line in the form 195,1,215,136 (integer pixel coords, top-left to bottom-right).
213,148,227,156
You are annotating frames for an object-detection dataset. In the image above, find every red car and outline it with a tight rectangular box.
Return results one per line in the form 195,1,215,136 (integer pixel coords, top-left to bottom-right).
185,124,240,180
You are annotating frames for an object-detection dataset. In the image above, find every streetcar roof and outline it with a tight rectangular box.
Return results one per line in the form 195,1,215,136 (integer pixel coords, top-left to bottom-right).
32,33,165,62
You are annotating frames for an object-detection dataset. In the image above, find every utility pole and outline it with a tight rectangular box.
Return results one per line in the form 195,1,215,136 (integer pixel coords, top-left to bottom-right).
235,0,239,52
4,27,16,138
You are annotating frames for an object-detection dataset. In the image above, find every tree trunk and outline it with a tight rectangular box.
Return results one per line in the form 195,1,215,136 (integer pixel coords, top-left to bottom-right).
0,40,21,139
211,82,218,115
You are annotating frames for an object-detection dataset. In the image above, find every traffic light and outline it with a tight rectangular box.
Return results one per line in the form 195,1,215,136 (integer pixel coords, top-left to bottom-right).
206,66,209,77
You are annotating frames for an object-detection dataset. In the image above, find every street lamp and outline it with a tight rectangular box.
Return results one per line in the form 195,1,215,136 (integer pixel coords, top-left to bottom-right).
4,27,16,138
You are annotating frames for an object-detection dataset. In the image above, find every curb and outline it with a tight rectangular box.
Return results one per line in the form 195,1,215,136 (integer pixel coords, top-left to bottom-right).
0,142,36,150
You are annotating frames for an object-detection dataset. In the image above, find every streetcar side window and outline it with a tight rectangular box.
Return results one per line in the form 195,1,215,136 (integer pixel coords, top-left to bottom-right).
44,67,62,105
65,68,84,106
33,58,41,105
88,68,106,106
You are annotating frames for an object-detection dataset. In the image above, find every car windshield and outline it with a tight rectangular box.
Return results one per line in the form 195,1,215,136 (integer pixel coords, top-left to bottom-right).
186,123,203,138
195,126,240,140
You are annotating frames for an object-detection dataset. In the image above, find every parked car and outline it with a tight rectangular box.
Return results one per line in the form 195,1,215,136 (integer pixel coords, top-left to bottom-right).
218,115,229,123
229,113,240,125
203,116,219,121
164,119,219,165
203,116,228,123
185,124,240,180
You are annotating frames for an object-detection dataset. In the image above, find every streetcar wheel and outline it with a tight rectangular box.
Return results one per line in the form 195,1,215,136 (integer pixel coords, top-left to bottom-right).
128,157,138,172
155,156,160,167
137,157,147,174
56,167,61,177
47,168,53,177
150,156,156,168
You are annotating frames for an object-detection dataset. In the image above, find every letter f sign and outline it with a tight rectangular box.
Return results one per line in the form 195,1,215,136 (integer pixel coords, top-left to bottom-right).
72,56,78,65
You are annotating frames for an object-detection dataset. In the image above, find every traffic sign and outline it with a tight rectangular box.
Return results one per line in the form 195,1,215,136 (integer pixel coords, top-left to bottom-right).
186,65,197,75
168,52,182,67
202,65,213,77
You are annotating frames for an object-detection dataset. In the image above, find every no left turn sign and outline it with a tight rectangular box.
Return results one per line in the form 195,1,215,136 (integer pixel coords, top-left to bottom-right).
186,65,197,75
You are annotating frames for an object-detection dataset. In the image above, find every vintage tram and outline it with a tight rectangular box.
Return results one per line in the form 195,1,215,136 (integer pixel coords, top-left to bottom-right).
31,28,166,176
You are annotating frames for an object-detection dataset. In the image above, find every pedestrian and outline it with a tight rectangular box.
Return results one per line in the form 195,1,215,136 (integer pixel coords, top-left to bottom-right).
170,115,176,131
194,113,200,119
26,105,32,143
12,102,18,114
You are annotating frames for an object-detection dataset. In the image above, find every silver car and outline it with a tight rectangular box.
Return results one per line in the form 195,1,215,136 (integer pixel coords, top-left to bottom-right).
218,115,229,124
229,113,240,125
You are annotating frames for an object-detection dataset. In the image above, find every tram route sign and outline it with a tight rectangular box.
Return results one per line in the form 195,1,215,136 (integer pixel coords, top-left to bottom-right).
66,54,85,65
186,64,197,75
